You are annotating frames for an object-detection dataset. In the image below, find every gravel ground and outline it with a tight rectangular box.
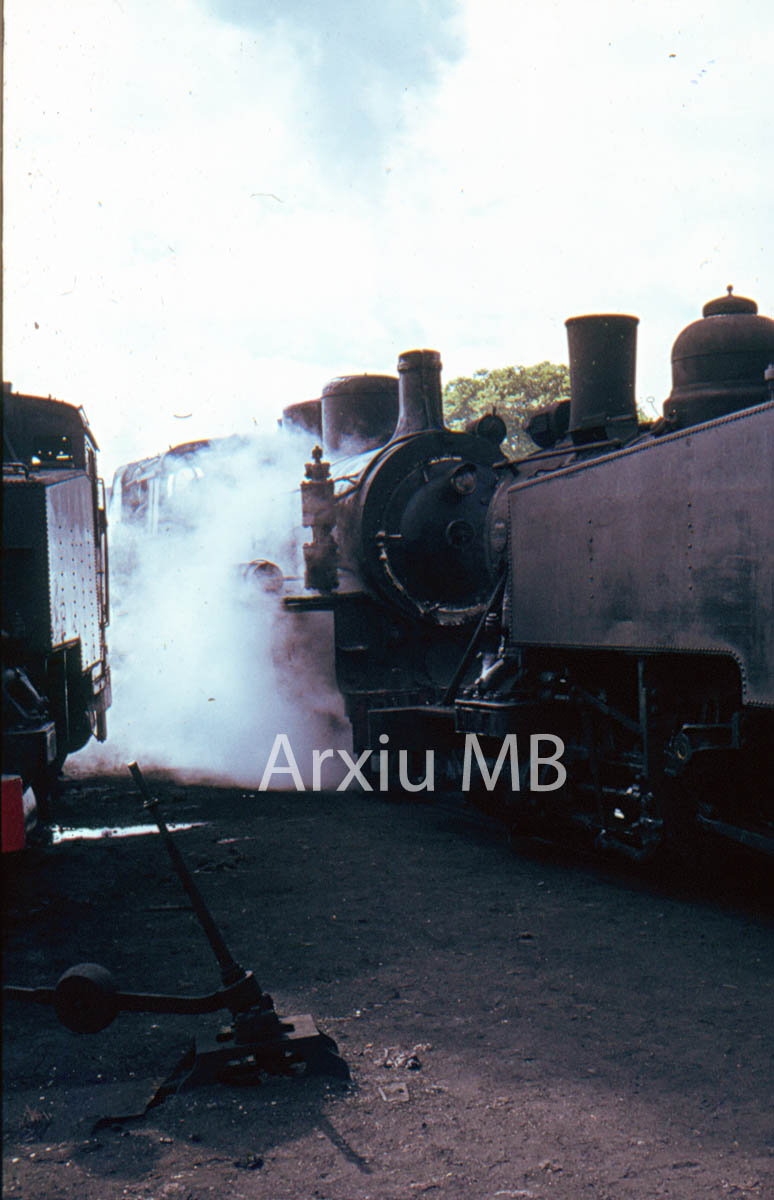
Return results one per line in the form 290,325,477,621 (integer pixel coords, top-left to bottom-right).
3,773,773,1199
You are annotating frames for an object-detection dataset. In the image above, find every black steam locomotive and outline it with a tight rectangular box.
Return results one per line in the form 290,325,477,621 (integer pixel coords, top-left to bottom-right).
286,361,520,755
2,385,111,818
288,289,774,859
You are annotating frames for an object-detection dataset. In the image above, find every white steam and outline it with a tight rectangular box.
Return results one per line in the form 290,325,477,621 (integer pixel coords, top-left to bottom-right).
76,431,350,787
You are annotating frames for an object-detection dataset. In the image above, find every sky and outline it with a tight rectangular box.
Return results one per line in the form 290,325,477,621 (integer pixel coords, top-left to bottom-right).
4,0,773,478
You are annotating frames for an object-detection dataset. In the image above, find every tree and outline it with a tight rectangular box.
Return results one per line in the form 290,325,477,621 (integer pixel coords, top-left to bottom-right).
443,361,570,456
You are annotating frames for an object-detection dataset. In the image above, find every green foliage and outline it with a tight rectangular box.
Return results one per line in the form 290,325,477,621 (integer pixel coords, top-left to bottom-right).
443,361,570,456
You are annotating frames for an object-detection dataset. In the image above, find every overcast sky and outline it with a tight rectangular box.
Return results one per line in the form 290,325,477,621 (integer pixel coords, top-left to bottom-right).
5,0,773,476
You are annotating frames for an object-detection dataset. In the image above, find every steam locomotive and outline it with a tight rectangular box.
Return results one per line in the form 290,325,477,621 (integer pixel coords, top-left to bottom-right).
288,289,774,859
2,385,111,820
285,363,520,756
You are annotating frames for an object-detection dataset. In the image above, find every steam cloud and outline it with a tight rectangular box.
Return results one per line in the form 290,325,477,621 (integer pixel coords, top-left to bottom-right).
75,431,350,787
207,0,463,169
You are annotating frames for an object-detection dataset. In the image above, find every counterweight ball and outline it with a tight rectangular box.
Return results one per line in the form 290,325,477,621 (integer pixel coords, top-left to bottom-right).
54,963,119,1033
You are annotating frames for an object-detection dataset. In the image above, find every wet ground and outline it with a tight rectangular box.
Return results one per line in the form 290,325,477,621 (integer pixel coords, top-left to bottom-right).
3,773,773,1199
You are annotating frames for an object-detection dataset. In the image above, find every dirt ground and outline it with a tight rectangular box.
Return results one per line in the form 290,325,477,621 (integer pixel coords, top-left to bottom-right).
3,773,773,1200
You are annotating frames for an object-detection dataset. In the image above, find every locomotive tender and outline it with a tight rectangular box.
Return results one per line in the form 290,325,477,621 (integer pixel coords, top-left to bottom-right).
2,385,111,818
289,289,774,858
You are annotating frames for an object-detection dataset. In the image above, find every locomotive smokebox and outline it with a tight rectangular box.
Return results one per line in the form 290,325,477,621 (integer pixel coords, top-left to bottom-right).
394,349,445,438
565,314,639,444
321,374,398,455
664,287,774,428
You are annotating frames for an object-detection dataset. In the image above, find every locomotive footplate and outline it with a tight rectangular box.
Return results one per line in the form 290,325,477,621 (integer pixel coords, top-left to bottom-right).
4,762,349,1121
283,591,340,611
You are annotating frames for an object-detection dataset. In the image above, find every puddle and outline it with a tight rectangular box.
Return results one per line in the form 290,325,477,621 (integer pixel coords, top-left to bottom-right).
50,822,206,843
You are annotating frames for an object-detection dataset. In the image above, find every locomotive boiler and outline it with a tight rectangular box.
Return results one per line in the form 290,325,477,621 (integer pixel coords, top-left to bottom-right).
289,288,774,859
2,385,111,819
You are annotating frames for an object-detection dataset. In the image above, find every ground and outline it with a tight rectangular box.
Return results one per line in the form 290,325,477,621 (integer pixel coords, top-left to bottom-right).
3,774,773,1200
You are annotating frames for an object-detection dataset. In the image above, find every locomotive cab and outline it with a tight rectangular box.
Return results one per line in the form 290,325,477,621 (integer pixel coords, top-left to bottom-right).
2,385,111,817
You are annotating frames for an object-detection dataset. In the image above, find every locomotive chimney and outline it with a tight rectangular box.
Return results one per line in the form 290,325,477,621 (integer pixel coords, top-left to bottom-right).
393,349,445,438
565,314,639,444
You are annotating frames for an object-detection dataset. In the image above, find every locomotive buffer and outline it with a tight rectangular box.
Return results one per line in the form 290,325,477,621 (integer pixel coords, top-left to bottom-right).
5,762,349,1113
